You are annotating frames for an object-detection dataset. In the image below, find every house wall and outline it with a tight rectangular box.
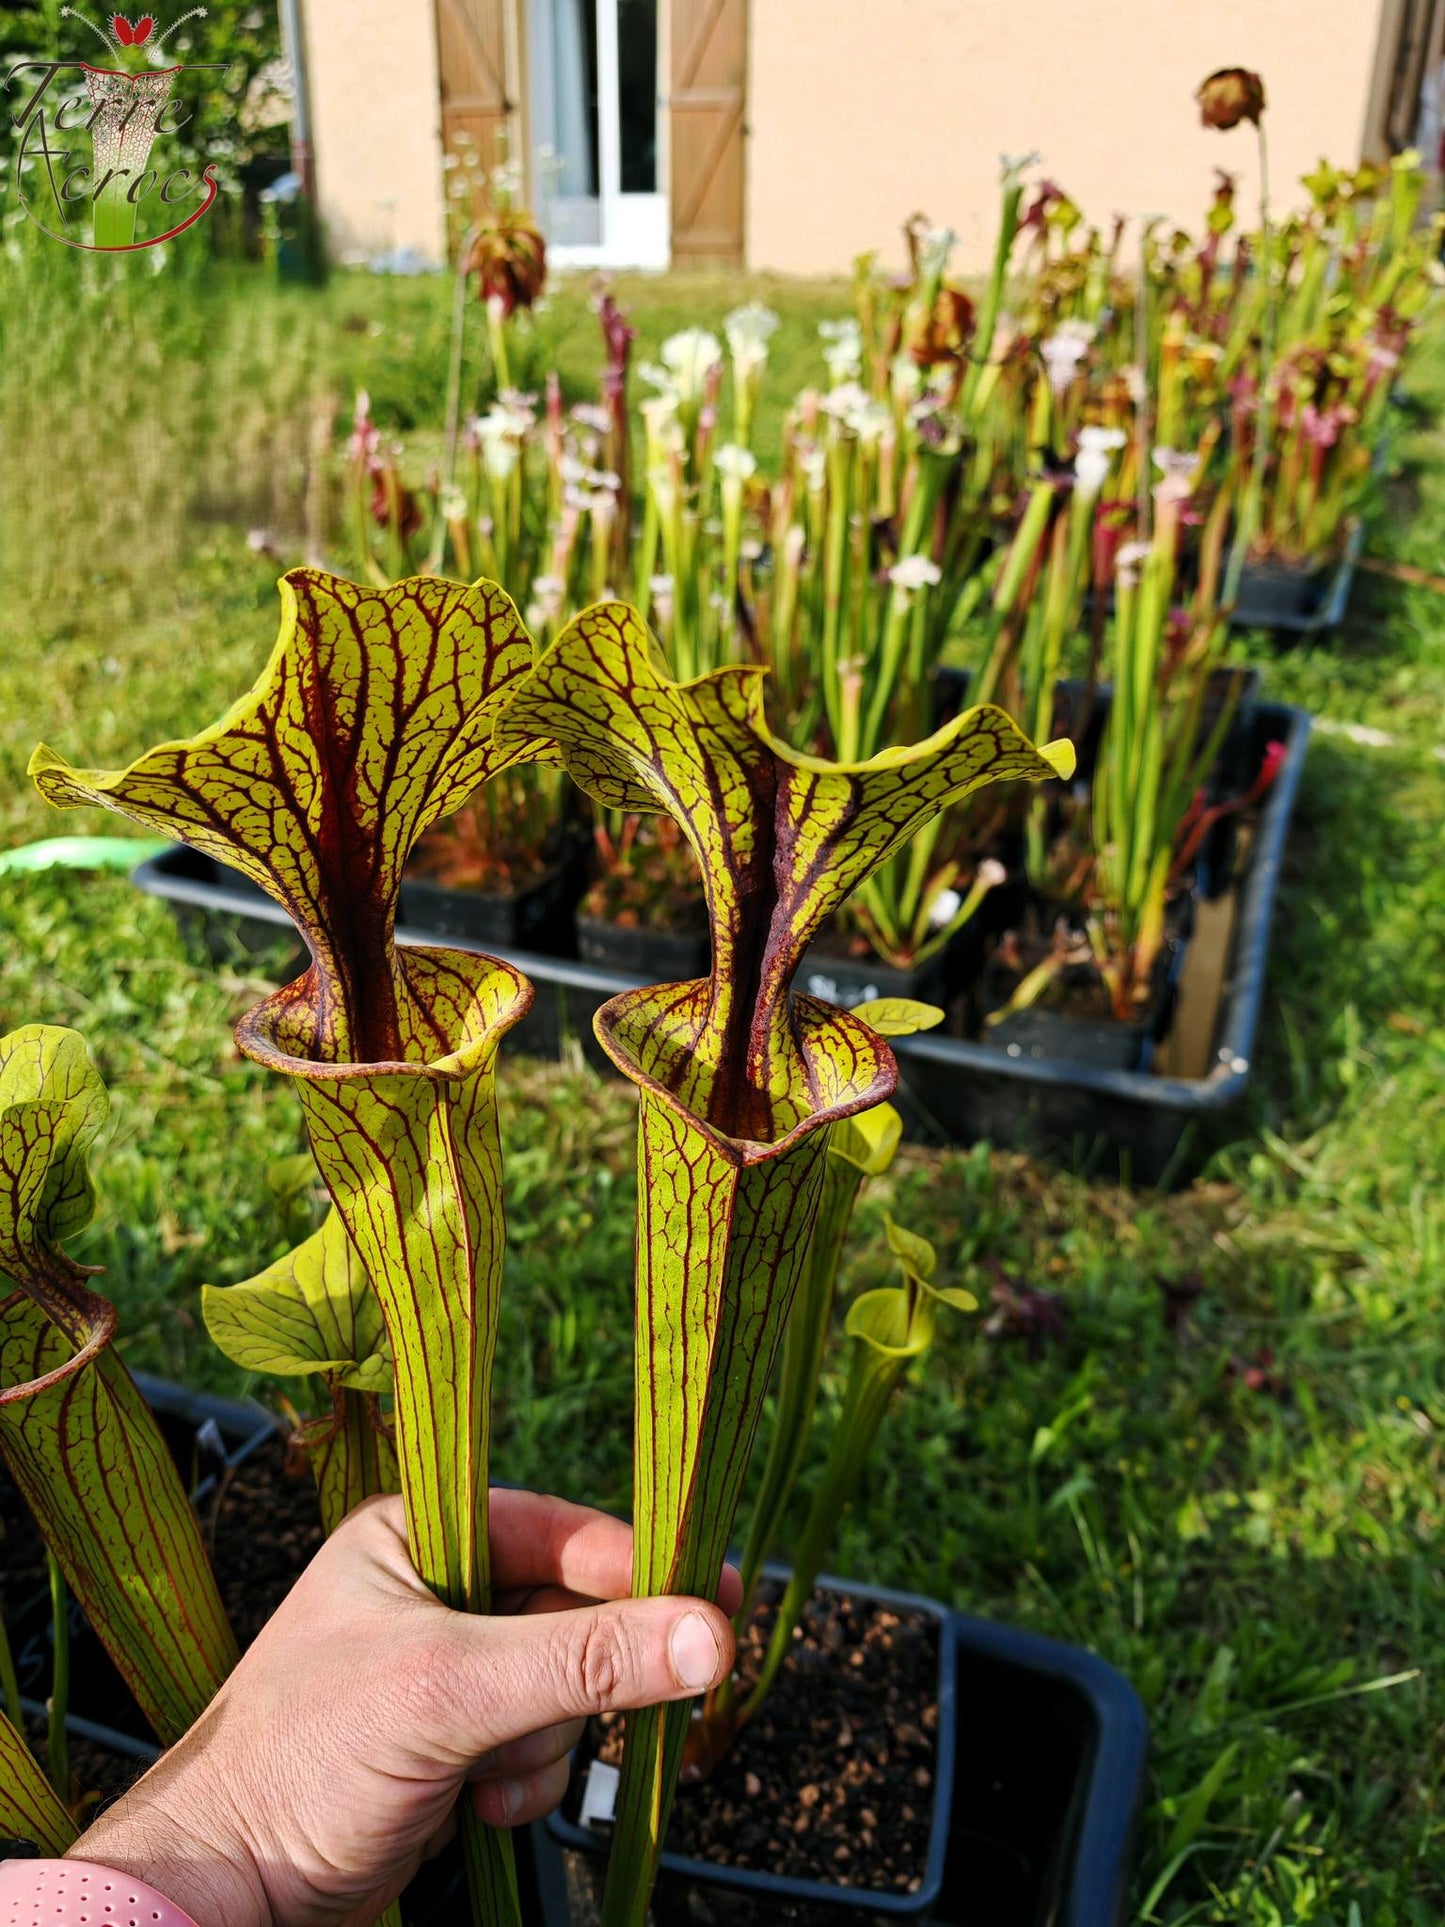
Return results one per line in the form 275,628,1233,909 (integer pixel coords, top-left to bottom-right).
301,0,448,267
746,1,1390,275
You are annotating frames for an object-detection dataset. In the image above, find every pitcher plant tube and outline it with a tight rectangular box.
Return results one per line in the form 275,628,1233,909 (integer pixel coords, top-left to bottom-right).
498,600,1071,1927
31,570,547,1925
0,1025,236,1750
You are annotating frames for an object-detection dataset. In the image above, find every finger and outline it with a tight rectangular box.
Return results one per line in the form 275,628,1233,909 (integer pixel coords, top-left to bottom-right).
472,1755,572,1830
716,1563,743,1616
448,1594,734,1751
487,1489,635,1600
466,1719,585,1783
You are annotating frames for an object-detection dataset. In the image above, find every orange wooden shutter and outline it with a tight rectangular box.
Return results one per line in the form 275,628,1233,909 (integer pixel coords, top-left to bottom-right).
670,0,748,264
434,0,516,190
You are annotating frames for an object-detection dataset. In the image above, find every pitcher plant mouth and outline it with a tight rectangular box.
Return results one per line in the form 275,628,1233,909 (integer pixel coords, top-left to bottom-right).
595,983,896,1161
234,948,535,1085
0,1283,117,1406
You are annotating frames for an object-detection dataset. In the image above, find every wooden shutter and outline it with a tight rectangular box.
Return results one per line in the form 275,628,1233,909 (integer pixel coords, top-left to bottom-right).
434,0,518,199
670,0,748,264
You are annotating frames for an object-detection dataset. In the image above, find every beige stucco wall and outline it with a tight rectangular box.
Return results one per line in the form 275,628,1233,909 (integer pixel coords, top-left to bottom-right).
302,0,447,266
746,1,1389,274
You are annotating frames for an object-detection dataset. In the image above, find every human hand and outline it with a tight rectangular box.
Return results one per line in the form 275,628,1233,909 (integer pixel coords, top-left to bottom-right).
71,1490,738,1926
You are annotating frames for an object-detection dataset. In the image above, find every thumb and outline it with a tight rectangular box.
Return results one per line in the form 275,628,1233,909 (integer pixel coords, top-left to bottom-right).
446,1594,735,1755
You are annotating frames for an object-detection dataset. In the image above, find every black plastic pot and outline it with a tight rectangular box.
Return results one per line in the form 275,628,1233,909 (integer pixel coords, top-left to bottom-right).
129,699,1309,1184
548,1572,959,1921
399,829,589,957
797,945,946,1015
545,1592,1147,1927
931,1613,1148,1927
578,913,710,981
1229,521,1362,640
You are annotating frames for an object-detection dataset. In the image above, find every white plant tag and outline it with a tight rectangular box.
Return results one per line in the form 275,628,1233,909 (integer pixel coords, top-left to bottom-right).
579,1759,621,1832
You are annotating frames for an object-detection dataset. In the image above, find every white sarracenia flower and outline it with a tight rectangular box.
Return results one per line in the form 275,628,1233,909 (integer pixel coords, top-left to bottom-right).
799,445,828,491
1115,540,1153,589
714,444,758,482
1040,321,1095,395
659,327,723,401
649,574,674,599
1152,445,1197,507
1073,425,1127,498
1000,150,1042,187
929,887,964,928
977,858,1008,891
570,402,611,435
818,317,864,386
724,301,779,378
474,407,525,480
889,554,943,594
916,225,956,280
820,383,889,442
439,485,467,522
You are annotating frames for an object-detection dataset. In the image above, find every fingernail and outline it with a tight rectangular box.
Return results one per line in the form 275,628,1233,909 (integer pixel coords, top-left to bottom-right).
491,1777,522,1825
670,1611,721,1690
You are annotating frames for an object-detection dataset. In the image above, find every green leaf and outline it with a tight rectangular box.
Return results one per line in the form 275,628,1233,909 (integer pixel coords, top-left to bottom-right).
0,1708,76,1855
830,1101,903,1176
885,1216,937,1281
0,1026,238,1748
849,997,945,1037
203,1209,391,1393
845,1284,935,1358
928,1284,980,1313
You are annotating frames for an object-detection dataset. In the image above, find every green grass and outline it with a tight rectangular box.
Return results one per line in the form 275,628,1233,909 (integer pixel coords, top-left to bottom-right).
0,257,1441,1922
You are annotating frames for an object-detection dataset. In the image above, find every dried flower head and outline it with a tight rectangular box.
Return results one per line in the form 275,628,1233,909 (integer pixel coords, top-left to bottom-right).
1196,67,1266,131
465,211,547,315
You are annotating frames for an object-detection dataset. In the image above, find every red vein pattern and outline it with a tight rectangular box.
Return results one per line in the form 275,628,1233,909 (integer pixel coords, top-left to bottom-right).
0,1709,76,1854
0,1027,236,1746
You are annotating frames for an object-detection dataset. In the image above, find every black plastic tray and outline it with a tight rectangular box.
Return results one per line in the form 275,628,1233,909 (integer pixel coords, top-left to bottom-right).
548,1570,958,1921
129,698,1307,1184
1229,519,1362,639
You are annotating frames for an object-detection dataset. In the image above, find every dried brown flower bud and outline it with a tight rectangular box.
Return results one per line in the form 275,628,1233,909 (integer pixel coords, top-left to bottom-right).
465,213,547,315
1196,68,1266,131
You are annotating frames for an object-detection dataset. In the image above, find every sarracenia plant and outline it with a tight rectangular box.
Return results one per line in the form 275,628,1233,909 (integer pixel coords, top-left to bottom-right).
31,571,545,1925
735,1220,973,1731
203,1208,399,1534
698,1002,935,1764
498,601,1071,1927
0,1025,237,1750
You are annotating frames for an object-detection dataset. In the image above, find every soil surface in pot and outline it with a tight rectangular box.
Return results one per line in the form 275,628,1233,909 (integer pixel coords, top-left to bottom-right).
203,1435,325,1646
584,1580,940,1897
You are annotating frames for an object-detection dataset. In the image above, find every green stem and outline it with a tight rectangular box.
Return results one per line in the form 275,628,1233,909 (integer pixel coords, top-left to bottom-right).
46,1552,69,1805
734,1148,867,1616
741,1339,906,1724
0,1612,21,1733
1224,119,1274,604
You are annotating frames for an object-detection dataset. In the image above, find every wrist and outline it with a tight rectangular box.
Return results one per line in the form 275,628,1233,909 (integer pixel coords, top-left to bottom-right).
72,1781,272,1927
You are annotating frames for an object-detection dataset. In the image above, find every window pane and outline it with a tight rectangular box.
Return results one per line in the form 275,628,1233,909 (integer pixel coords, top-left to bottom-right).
617,0,657,193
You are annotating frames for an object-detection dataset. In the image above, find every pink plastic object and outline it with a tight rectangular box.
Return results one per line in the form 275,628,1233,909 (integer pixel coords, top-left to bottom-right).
0,1858,200,1925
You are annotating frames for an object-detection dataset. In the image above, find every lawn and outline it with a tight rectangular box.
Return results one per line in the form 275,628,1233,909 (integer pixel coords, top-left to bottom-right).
0,253,1441,1924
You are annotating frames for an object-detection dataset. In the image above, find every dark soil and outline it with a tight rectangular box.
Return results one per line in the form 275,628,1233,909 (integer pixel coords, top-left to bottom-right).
22,1713,142,1813
1,1472,49,1618
586,1581,941,1897
201,1436,325,1647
